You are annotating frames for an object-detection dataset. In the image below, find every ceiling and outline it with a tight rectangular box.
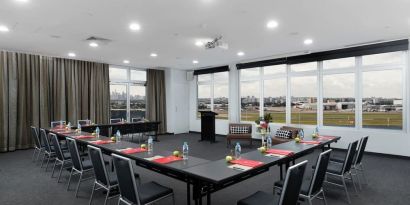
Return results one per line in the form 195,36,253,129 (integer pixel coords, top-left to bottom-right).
0,0,409,70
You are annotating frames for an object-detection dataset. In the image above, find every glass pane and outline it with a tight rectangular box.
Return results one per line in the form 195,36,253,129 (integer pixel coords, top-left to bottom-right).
264,78,286,123
214,84,229,120
130,85,146,121
197,84,212,117
130,70,146,81
362,51,403,66
213,72,229,82
198,74,211,82
291,62,317,72
291,76,317,125
240,81,260,122
110,84,127,120
109,67,128,82
323,73,355,127
264,64,286,75
362,70,402,129
323,57,355,69
240,67,260,79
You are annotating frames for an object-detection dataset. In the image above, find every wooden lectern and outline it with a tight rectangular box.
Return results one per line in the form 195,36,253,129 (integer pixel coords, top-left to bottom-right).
199,111,218,143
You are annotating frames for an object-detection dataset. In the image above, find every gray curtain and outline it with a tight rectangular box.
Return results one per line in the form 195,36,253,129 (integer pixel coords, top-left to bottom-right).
0,51,110,152
146,69,167,134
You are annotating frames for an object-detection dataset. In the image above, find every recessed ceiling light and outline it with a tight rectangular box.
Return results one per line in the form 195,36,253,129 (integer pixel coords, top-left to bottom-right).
129,23,141,31
150,53,158,57
266,20,279,29
237,51,245,56
0,25,9,32
68,52,76,57
123,60,130,64
193,60,199,64
195,41,204,47
89,42,99,47
304,39,313,45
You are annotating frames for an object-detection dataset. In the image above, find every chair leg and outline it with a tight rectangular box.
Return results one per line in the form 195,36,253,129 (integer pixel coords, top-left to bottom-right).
89,181,97,205
67,168,74,189
322,190,328,205
354,168,362,190
51,160,58,177
45,156,52,171
75,172,83,197
40,153,47,167
57,162,65,183
36,149,43,162
172,194,176,205
32,149,38,161
349,172,358,194
341,176,351,204
104,188,110,205
360,164,368,184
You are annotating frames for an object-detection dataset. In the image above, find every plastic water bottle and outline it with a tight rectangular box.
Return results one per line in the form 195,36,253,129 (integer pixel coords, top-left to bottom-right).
182,142,189,160
77,123,81,132
300,130,304,139
116,130,122,142
315,127,319,135
235,142,241,159
96,127,100,139
67,122,71,130
267,136,272,149
148,136,153,152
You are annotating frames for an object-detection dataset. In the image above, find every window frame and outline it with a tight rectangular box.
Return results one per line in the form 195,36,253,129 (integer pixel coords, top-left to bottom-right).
109,66,146,122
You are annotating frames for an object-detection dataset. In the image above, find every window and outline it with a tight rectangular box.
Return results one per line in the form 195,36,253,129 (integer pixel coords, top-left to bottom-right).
323,73,355,127
291,62,317,72
323,57,355,69
240,81,260,122
197,72,229,120
109,66,146,121
291,76,317,125
264,78,286,123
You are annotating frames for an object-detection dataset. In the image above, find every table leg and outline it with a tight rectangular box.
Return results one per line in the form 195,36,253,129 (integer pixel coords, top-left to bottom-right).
206,184,211,205
187,181,191,205
279,164,283,180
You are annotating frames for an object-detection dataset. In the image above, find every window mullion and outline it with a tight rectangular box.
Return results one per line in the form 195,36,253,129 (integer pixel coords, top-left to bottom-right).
356,56,363,129
318,61,324,127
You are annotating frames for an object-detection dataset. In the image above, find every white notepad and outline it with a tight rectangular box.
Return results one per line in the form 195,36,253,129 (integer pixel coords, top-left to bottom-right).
265,153,286,158
144,155,163,161
228,164,253,171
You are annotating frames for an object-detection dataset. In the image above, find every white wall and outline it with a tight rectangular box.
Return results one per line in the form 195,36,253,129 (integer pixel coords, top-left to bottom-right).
185,48,410,157
165,68,190,134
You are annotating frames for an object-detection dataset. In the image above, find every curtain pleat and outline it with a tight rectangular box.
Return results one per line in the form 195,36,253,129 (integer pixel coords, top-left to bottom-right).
0,51,110,152
146,69,167,134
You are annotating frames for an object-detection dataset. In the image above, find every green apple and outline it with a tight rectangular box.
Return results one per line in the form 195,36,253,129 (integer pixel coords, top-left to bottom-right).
140,144,147,149
91,132,96,136
295,137,301,143
173,150,180,157
225,155,233,162
111,136,116,142
258,147,267,153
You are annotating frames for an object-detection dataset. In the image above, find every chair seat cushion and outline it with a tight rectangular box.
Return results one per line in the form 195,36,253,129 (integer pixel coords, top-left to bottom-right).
274,177,311,196
313,161,343,175
82,160,94,170
62,152,71,160
139,181,173,204
237,191,278,205
329,155,345,163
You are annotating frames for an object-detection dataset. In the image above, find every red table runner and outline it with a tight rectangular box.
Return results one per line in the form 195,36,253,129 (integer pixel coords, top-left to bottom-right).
317,136,336,141
121,148,147,154
90,140,114,145
57,130,76,134
300,140,321,145
266,149,294,156
73,135,95,139
230,159,264,168
153,155,182,164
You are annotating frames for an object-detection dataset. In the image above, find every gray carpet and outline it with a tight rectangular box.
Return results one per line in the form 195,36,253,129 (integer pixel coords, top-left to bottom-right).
0,133,409,205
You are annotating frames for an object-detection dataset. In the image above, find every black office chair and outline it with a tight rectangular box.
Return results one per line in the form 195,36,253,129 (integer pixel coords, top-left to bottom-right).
322,140,358,204
66,137,95,197
31,126,43,162
237,160,308,205
88,145,141,205
112,153,175,205
330,136,369,189
50,133,72,182
39,129,56,170
274,150,332,205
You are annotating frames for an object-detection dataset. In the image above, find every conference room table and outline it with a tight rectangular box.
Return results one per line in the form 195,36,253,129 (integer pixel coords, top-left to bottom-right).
47,128,340,205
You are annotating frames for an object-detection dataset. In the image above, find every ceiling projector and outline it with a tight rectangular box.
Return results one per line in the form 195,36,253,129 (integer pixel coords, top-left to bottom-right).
205,36,229,50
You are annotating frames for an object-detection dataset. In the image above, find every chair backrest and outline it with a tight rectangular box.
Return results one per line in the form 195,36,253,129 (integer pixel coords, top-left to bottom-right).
66,138,84,171
112,154,140,204
78,119,91,126
342,140,359,173
88,145,110,186
31,126,41,149
50,133,65,161
355,136,368,165
308,149,332,196
279,160,307,205
51,121,66,128
131,118,141,123
39,128,52,153
110,118,122,124
228,123,252,134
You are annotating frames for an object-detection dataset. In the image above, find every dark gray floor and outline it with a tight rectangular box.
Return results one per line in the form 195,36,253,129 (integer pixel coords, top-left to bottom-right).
1,133,409,205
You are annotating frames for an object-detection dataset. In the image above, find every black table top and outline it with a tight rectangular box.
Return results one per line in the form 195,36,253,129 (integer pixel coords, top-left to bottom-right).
80,121,160,128
49,128,339,185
